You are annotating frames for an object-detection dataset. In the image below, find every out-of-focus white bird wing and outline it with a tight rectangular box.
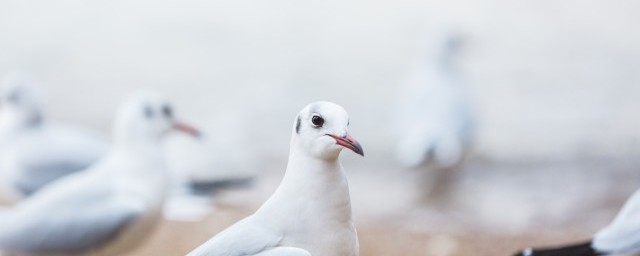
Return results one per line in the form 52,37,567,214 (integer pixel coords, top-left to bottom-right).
593,189,640,253
6,124,108,195
0,156,135,254
0,190,140,253
187,217,284,256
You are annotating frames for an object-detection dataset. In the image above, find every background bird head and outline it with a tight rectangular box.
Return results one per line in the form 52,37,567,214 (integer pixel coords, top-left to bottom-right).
113,91,199,148
0,72,44,130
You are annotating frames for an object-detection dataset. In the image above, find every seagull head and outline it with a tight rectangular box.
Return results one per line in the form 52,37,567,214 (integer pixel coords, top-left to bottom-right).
114,91,200,146
292,101,363,160
0,72,43,128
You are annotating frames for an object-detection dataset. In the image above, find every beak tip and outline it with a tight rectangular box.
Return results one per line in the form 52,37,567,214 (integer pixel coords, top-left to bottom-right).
353,141,364,157
327,133,364,157
354,146,364,157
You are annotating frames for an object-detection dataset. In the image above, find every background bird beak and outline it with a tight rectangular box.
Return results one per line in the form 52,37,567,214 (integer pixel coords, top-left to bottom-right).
327,133,364,156
172,122,201,138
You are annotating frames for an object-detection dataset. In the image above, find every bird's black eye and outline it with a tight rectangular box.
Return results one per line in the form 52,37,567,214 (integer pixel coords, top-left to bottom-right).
162,104,173,118
311,114,324,127
144,105,154,118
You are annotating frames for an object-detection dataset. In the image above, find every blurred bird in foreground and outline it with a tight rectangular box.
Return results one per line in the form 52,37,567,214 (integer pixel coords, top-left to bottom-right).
187,101,363,256
0,73,107,201
513,189,640,256
394,29,474,204
0,92,199,255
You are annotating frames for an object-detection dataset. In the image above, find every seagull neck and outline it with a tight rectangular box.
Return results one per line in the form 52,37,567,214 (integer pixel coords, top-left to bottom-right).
111,140,167,202
285,151,342,178
114,136,162,153
112,139,165,175
263,150,353,223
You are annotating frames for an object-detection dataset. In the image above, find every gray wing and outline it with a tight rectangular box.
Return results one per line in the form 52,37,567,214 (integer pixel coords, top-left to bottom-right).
0,199,141,254
10,125,108,195
14,160,94,195
593,189,640,253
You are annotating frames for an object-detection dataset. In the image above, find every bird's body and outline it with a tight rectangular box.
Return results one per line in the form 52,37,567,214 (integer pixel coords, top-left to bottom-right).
0,148,166,256
258,156,357,256
190,156,357,256
0,92,199,255
188,101,363,256
0,73,107,199
514,189,640,256
395,31,473,168
0,123,107,197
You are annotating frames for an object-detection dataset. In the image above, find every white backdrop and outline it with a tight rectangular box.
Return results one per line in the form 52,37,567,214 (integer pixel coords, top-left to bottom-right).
1,0,639,163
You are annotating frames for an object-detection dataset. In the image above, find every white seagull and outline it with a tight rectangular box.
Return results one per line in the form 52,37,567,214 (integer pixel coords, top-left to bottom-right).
394,30,473,168
514,188,640,256
0,92,199,255
0,73,108,199
187,101,364,256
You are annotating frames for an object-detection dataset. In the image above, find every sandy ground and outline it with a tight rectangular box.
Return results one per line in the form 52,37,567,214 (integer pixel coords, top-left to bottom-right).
124,157,639,256
0,152,636,255
132,209,595,256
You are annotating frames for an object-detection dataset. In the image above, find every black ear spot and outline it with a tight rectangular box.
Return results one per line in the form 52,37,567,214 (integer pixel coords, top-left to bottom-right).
144,105,153,118
295,116,301,134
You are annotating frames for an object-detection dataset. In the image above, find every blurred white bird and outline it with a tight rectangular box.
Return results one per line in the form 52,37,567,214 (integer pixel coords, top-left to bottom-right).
187,101,363,256
0,92,199,255
514,188,640,256
0,73,108,199
394,30,474,169
163,135,255,222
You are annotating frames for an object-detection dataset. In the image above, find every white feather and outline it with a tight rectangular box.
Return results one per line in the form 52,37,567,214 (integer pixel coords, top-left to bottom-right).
593,189,640,254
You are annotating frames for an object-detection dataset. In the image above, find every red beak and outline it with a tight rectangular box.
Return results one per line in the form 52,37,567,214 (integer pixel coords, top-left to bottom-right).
172,122,201,138
326,133,364,156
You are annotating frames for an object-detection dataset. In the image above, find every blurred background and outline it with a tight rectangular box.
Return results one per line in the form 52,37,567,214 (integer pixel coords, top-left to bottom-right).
1,0,639,255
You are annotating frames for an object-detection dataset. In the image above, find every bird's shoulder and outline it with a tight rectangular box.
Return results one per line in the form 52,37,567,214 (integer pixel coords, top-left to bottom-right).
187,215,282,256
